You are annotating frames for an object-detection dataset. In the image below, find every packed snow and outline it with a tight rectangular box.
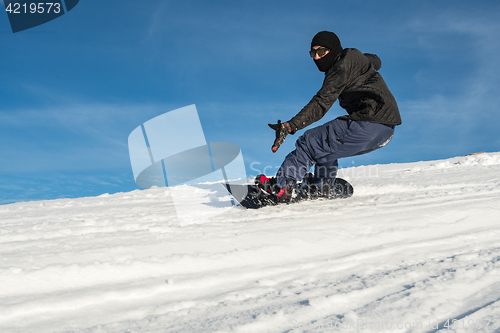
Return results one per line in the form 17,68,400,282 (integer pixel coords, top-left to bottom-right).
1,152,500,333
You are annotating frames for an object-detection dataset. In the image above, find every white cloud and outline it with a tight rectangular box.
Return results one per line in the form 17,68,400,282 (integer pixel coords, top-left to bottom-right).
405,10,500,114
146,1,169,41
392,8,500,157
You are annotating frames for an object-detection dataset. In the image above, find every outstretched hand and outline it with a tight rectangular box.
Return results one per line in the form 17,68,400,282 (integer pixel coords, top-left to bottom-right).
269,120,292,153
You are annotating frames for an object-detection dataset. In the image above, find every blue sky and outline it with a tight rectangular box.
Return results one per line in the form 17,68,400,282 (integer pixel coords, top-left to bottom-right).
1,0,499,204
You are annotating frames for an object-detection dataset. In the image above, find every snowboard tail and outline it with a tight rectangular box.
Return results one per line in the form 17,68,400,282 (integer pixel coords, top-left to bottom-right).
223,183,276,209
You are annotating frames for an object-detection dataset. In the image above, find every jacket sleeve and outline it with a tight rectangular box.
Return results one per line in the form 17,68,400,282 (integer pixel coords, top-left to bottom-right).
288,61,349,133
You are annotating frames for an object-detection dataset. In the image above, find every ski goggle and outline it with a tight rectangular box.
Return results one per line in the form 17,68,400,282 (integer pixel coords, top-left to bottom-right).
309,47,330,58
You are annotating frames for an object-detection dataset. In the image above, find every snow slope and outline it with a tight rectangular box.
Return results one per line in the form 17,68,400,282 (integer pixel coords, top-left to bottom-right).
1,153,500,333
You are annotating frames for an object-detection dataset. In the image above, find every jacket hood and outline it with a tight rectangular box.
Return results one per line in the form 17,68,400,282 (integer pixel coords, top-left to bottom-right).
311,31,343,72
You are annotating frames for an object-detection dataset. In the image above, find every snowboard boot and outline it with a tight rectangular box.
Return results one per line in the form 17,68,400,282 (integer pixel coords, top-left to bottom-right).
255,175,296,204
321,178,335,197
255,174,278,195
274,178,296,204
298,173,321,200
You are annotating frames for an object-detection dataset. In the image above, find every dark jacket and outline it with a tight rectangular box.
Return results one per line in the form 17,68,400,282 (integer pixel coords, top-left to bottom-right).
288,48,402,133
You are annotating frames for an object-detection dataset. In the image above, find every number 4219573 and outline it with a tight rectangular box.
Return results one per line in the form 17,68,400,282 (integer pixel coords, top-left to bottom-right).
5,2,62,14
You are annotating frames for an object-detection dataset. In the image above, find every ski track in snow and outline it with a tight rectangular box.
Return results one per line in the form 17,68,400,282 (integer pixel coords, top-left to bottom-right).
1,153,500,333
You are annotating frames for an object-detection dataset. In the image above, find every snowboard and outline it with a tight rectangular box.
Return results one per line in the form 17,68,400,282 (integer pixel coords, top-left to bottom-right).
222,178,353,209
222,183,276,209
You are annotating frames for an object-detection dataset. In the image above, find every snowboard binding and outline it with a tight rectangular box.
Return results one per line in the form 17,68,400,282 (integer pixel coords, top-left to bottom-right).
255,173,353,205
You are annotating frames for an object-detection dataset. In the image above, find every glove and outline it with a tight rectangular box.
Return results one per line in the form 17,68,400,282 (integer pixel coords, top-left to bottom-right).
269,120,292,153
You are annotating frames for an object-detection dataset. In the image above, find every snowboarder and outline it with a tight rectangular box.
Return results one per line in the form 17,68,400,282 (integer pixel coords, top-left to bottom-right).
257,31,402,202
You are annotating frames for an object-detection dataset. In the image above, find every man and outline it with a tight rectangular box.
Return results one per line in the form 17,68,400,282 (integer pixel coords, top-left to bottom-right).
257,31,402,202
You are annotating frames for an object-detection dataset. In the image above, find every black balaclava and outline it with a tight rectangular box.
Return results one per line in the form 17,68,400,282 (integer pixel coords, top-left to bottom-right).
311,31,343,72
